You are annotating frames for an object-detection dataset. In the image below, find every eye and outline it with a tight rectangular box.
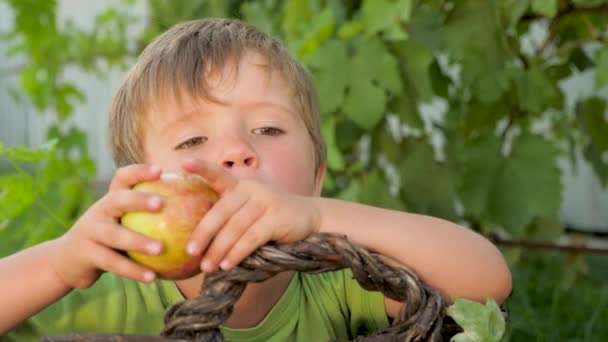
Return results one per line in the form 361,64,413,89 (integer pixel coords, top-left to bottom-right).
174,136,208,150
252,127,285,136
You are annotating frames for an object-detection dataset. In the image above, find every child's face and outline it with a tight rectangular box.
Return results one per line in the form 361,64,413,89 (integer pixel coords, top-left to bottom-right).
141,52,325,196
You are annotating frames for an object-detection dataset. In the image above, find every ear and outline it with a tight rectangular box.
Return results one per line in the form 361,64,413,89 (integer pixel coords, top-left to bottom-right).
313,162,327,196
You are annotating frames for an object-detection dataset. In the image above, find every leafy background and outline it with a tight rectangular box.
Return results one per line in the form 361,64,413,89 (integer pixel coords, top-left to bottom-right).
1,0,608,340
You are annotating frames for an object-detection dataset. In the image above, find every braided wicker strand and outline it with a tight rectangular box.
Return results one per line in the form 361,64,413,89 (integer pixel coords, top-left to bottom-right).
42,233,453,342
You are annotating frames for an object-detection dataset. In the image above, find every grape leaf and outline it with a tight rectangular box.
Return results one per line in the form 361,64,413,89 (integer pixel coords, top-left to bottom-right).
595,47,608,89
446,298,506,342
310,40,350,114
460,133,561,235
321,117,345,171
531,0,558,17
399,141,459,220
0,140,57,163
343,78,386,129
0,173,36,221
351,36,403,94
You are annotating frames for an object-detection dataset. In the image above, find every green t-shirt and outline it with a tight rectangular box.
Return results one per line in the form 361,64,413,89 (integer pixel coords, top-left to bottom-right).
5,269,389,341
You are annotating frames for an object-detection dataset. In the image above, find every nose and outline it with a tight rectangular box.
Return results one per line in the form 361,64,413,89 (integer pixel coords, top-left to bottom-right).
219,136,259,170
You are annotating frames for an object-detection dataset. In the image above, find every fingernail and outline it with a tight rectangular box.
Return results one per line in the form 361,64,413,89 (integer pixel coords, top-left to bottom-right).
147,242,162,255
148,196,162,209
143,271,155,282
220,259,230,270
186,241,198,256
201,259,213,272
149,165,161,174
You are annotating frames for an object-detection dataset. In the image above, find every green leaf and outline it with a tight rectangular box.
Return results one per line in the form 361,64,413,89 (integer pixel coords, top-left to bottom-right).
358,169,406,210
393,40,434,101
445,1,512,104
516,65,561,114
361,0,412,38
399,141,459,219
335,118,364,150
343,79,386,130
595,47,608,89
460,133,561,235
525,216,564,241
1,140,58,163
407,5,446,50
459,134,503,219
282,0,312,39
446,298,506,342
579,97,608,151
309,40,350,114
241,1,278,35
0,173,36,220
502,0,531,28
352,36,403,94
337,179,360,202
532,0,558,17
294,7,335,59
584,143,608,187
321,117,345,171
338,20,363,40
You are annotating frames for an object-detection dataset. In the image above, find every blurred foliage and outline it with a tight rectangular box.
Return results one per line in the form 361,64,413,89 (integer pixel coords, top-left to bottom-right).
1,0,608,339
0,0,138,254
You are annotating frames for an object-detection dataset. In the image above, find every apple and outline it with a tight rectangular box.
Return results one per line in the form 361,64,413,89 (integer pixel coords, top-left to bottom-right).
121,172,219,280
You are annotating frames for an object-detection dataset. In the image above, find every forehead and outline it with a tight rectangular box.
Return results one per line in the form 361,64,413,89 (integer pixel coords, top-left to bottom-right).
144,52,300,125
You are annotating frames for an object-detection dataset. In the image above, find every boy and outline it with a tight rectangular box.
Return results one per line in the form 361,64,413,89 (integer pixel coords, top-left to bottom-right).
0,18,511,341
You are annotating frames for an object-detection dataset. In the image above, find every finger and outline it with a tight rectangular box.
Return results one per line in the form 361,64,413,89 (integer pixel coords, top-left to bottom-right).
181,159,237,194
109,164,162,190
99,189,163,219
92,222,163,256
217,216,273,271
186,189,249,257
200,200,265,272
90,243,156,283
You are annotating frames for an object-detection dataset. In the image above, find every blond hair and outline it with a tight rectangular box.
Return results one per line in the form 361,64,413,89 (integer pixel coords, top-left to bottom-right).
109,18,326,171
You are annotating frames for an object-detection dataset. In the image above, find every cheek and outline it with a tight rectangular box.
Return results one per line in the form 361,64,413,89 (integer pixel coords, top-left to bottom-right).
261,141,316,195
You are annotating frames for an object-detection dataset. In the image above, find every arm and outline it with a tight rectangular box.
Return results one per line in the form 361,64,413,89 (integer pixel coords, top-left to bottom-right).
0,164,166,334
314,198,512,307
181,160,511,316
0,240,71,334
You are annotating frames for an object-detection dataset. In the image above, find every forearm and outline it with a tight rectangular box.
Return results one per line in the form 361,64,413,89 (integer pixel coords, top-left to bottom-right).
0,240,72,334
315,197,512,304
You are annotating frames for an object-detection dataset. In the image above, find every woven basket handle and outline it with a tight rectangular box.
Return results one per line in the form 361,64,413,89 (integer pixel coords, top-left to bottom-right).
42,233,455,342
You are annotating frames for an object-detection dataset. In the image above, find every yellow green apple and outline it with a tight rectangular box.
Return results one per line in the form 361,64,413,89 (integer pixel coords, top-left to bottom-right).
121,172,219,279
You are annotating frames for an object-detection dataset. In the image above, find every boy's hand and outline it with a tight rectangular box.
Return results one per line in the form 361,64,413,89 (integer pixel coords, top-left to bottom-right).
49,164,165,289
182,160,321,272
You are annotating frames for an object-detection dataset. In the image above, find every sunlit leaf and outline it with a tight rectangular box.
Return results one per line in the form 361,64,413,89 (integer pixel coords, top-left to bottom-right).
447,298,506,342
